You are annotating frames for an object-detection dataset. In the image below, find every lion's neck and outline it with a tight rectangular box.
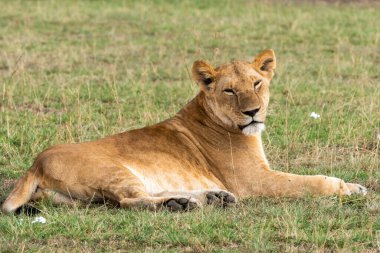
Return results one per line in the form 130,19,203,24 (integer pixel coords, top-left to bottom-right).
175,93,232,134
173,93,270,197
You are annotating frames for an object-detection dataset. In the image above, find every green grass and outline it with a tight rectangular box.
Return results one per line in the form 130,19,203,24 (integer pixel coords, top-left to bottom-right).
0,0,379,252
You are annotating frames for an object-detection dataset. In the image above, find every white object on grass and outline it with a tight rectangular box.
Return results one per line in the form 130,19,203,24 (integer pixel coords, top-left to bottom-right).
31,216,47,224
310,112,320,119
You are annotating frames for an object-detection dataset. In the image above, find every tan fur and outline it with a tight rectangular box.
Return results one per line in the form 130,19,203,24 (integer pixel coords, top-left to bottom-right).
2,49,367,214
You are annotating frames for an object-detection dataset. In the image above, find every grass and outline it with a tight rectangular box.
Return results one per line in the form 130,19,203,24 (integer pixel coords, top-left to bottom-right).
0,0,379,252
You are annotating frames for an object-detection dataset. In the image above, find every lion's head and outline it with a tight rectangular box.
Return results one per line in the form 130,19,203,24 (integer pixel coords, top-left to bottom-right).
192,49,276,136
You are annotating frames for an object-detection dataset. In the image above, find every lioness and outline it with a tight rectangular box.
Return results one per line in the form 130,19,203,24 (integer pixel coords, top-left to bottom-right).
2,49,367,213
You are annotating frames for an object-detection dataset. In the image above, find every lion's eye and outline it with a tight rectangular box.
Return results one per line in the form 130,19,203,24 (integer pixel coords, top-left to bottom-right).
254,80,262,90
223,89,236,95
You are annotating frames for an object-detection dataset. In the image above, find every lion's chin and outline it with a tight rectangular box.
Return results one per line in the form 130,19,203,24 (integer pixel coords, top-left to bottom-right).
241,123,265,136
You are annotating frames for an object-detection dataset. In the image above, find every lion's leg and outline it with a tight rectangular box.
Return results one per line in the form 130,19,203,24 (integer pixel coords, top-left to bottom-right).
253,169,367,197
98,175,201,211
29,173,201,211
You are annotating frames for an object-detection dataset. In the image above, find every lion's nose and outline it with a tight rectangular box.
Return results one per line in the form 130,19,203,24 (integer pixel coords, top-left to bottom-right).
242,108,260,117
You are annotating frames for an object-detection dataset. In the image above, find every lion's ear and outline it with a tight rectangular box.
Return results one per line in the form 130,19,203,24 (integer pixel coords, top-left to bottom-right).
192,60,217,91
252,49,276,80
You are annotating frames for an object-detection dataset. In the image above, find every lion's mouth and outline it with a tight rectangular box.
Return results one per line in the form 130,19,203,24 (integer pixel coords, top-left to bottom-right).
238,120,263,130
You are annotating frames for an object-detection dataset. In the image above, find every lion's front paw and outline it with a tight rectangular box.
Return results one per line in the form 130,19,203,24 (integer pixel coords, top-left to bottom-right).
346,183,367,196
324,176,367,196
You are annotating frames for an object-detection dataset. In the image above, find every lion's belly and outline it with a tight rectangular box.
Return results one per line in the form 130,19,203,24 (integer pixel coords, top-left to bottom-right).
124,164,222,194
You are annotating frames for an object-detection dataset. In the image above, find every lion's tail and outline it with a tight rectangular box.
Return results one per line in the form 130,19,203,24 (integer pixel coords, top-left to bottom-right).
2,167,39,214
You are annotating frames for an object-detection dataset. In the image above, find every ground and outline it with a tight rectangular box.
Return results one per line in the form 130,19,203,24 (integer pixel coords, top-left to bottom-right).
0,0,379,252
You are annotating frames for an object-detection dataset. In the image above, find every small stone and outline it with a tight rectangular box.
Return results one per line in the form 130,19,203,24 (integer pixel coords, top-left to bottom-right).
310,112,320,119
31,216,46,224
